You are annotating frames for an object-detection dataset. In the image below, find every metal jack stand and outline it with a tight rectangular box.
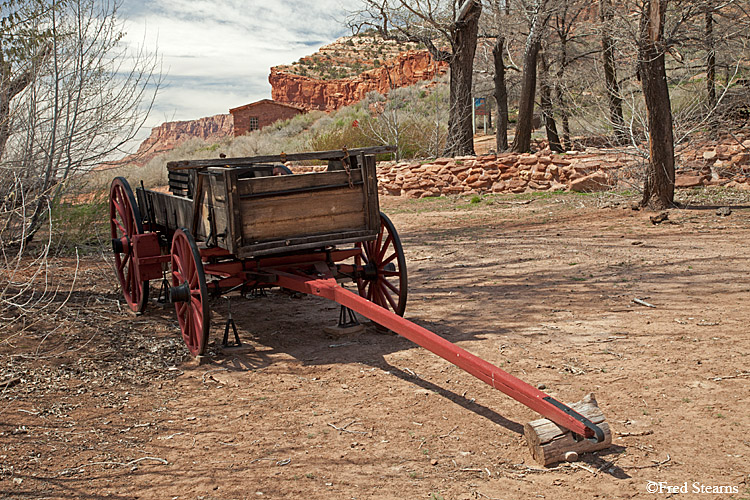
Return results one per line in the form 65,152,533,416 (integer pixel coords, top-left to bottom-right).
222,297,242,348
157,272,171,304
338,305,360,328
324,305,364,338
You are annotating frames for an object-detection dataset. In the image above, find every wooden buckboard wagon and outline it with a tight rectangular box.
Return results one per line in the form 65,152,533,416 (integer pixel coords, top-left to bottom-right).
108,146,612,465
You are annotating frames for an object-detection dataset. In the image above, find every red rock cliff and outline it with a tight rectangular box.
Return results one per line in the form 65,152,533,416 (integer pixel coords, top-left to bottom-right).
120,114,234,166
269,50,447,112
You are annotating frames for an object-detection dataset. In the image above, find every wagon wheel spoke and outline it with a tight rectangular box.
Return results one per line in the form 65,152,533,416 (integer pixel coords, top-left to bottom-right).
190,303,203,331
380,252,398,268
363,241,374,261
118,252,130,273
127,260,138,292
112,217,127,236
374,227,384,255
173,269,185,283
383,277,400,295
371,284,383,307
380,284,399,311
376,284,394,311
113,198,128,225
382,270,401,277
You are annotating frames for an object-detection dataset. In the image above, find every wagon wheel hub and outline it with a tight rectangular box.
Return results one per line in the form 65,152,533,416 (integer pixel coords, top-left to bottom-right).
169,281,191,303
111,236,129,255
362,261,379,280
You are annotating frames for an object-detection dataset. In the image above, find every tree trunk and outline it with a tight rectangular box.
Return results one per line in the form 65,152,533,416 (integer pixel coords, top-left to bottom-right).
556,85,571,150
539,52,562,152
600,0,627,145
493,36,509,152
705,1,716,109
0,70,12,161
512,37,542,153
639,0,675,209
444,0,481,157
556,39,571,150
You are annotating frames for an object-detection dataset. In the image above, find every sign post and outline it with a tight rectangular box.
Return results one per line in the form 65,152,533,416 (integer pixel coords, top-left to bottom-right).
474,97,488,134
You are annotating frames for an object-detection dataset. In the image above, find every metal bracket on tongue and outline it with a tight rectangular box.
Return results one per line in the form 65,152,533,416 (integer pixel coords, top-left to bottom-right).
543,396,605,443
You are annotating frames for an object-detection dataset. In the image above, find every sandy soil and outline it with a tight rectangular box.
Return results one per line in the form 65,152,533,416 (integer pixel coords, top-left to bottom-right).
2,192,749,500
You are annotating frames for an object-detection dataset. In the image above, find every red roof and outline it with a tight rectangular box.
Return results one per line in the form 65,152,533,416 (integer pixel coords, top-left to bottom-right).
229,99,304,114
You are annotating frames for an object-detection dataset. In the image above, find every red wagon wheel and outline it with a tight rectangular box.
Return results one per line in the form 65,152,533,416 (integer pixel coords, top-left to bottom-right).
170,228,210,356
356,212,408,316
109,177,149,313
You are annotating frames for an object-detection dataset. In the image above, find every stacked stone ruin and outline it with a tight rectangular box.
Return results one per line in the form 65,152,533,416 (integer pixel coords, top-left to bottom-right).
286,136,750,198
375,152,631,198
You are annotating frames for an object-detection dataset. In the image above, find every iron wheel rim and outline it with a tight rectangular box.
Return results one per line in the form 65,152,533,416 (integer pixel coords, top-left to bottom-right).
170,228,210,356
109,177,149,313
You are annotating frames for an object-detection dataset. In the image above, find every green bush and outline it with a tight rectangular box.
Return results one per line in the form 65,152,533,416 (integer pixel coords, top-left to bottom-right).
51,197,110,254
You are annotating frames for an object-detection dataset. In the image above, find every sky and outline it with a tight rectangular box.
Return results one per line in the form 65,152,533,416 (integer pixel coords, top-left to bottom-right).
120,0,360,131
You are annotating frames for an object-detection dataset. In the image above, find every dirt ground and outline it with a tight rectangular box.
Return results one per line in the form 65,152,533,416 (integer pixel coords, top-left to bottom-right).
2,191,749,500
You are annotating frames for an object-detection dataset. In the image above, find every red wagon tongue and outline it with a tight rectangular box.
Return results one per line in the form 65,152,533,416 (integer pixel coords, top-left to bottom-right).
270,261,611,464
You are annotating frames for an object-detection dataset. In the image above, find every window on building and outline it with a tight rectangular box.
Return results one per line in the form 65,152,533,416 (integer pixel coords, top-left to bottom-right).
248,116,259,131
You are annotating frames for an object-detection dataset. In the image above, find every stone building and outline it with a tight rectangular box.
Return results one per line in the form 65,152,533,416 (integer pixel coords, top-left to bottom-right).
229,99,305,136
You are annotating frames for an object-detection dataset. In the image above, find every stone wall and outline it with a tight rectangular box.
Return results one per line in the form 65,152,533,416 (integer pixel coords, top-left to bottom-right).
673,138,750,188
375,151,635,198
373,138,750,198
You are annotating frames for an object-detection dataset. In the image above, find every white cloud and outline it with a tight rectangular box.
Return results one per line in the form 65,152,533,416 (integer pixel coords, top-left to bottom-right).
122,0,361,134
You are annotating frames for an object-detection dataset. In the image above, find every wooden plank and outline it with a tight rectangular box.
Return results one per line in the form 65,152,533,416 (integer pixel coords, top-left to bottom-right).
241,187,364,226
190,171,205,235
362,154,381,231
207,174,228,240
167,145,396,170
246,212,365,242
223,169,242,255
237,169,363,198
241,188,366,242
148,191,193,230
237,230,378,259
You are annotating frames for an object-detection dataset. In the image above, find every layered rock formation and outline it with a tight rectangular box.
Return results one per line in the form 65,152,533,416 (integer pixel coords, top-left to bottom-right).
270,50,447,112
119,114,234,166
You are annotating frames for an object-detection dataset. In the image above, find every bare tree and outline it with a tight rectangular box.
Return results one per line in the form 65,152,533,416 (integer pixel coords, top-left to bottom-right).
705,0,717,108
492,35,510,150
637,0,675,208
511,0,551,152
599,0,628,144
0,0,160,247
350,0,481,157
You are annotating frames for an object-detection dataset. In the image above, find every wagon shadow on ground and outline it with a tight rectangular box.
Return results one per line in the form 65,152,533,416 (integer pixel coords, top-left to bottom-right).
197,293,633,479
199,293,526,436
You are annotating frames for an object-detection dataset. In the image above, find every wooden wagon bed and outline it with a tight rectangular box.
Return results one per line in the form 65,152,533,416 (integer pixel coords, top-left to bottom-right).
136,146,392,258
